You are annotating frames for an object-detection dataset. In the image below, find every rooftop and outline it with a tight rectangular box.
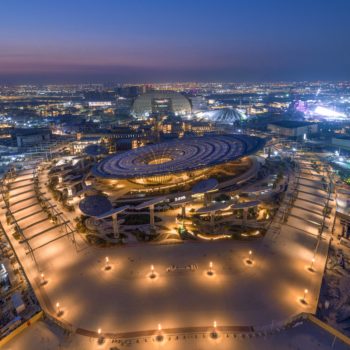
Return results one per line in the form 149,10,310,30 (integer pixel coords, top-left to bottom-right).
269,120,317,128
92,134,265,179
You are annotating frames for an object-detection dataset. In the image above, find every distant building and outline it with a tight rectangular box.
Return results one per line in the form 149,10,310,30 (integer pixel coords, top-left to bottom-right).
267,121,318,138
132,91,192,118
115,85,146,98
14,128,51,147
115,138,144,151
115,97,133,115
183,121,214,135
189,96,208,112
72,136,100,154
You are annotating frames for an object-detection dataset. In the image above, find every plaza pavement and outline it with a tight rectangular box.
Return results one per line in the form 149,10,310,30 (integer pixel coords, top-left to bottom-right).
0,154,338,347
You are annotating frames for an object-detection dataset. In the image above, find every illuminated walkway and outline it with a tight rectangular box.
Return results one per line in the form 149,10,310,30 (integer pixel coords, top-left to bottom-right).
0,152,338,349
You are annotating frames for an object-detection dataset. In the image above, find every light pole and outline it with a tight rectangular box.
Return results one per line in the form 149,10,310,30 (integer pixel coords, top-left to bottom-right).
56,302,63,317
247,250,253,264
302,289,308,304
156,323,164,342
207,261,214,276
211,320,218,339
150,264,156,279
40,272,47,285
97,328,105,344
308,257,315,272
105,256,111,271
245,250,254,265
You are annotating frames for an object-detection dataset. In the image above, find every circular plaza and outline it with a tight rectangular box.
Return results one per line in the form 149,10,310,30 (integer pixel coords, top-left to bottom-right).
92,134,265,193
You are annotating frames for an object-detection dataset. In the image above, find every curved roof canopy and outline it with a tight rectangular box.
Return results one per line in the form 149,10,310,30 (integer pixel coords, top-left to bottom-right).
79,195,112,216
135,197,166,210
93,134,265,180
192,178,219,194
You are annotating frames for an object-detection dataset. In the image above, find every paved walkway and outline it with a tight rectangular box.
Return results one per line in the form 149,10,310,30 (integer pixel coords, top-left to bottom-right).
0,152,337,347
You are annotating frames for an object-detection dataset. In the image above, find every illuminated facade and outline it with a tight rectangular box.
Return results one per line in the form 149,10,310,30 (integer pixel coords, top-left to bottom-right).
132,90,192,118
92,134,264,193
196,108,247,125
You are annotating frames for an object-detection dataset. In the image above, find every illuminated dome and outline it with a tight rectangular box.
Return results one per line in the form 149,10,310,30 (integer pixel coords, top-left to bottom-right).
196,108,247,125
132,90,192,118
92,135,265,193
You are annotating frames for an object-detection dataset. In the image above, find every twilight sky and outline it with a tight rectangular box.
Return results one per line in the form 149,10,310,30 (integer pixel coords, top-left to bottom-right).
1,0,350,83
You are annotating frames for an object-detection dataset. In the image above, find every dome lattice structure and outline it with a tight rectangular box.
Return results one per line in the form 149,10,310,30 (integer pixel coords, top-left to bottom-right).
196,108,247,124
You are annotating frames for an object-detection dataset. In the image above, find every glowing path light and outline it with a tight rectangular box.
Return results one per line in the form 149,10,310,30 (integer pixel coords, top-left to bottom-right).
207,261,214,276
149,264,156,279
56,302,63,317
40,272,47,285
104,256,111,271
302,289,309,304
211,320,218,339
245,250,254,265
97,328,105,345
308,257,315,272
156,323,164,342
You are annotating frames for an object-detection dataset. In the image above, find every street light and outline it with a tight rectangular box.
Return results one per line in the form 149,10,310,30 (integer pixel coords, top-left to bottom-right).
308,257,315,272
40,272,47,285
104,256,111,271
56,302,63,317
207,261,214,276
150,264,156,279
156,323,164,342
246,250,254,265
302,289,308,304
97,328,105,345
211,320,218,339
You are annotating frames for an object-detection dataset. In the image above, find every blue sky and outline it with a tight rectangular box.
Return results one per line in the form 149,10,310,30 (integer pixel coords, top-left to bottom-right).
1,0,350,83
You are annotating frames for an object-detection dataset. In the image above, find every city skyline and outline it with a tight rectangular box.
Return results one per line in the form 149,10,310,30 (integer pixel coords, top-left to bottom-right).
1,0,350,83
